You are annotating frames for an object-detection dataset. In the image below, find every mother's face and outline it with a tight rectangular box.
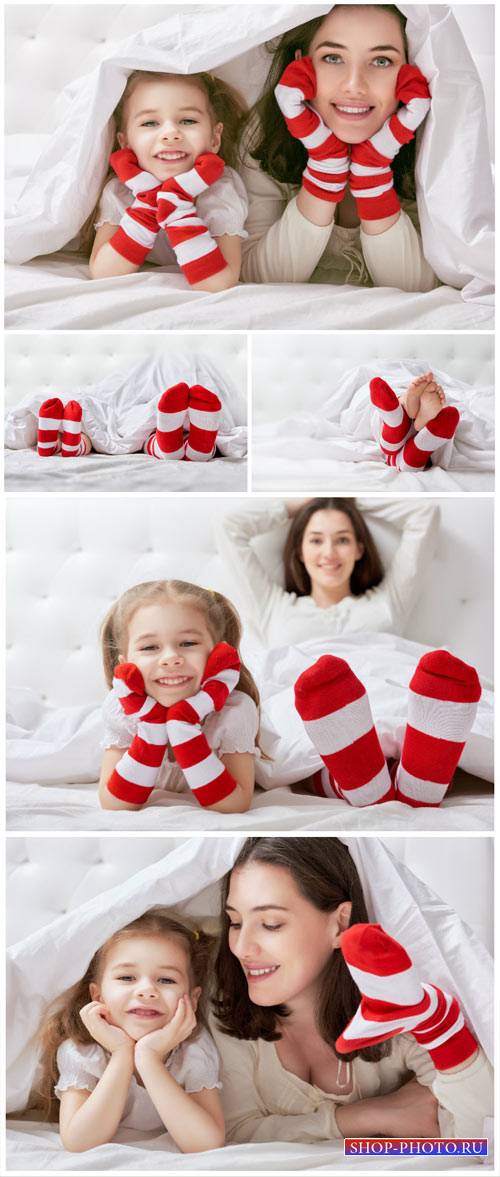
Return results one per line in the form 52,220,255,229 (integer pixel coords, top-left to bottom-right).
226,863,350,1008
300,509,364,595
308,6,406,144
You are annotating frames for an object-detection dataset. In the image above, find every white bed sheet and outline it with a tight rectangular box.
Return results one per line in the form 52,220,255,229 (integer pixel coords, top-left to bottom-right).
4,449,246,493
7,634,493,833
5,255,494,332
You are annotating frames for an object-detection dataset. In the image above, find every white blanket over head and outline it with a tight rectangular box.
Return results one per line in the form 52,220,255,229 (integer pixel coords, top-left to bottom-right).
6,5,493,300
254,360,494,476
7,836,493,1116
4,350,246,457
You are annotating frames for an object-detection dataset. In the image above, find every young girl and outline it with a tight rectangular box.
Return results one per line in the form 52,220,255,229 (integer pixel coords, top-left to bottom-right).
239,5,438,292
99,580,258,813
36,382,224,463
212,838,492,1142
370,373,460,471
35,909,225,1153
89,70,248,291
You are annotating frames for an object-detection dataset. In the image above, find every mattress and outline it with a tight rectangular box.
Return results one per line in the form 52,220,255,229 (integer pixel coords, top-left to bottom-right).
4,448,246,493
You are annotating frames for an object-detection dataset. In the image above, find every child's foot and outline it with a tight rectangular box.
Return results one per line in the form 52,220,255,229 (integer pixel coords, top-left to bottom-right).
398,372,433,420
414,382,446,431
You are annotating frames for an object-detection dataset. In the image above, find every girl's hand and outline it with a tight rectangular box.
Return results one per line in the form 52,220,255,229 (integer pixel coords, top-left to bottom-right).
107,150,161,266
349,63,431,222
134,994,197,1063
106,665,169,806
155,154,228,287
79,1001,135,1055
274,57,349,204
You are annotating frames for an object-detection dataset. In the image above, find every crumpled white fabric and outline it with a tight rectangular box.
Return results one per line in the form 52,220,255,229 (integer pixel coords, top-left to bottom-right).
255,360,494,474
6,835,493,1114
5,4,493,300
6,633,494,787
4,350,247,458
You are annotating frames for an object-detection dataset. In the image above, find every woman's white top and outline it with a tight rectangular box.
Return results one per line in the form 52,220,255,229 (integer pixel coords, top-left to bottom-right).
211,1026,492,1143
216,501,439,647
96,167,248,267
238,133,438,292
55,1027,221,1132
102,689,259,792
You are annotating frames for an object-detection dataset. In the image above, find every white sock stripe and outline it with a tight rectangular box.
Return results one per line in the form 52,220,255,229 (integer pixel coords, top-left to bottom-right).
396,766,448,804
182,749,225,789
350,161,390,177
115,752,161,789
206,667,239,694
125,169,158,195
188,407,219,430
301,121,332,151
413,427,454,454
38,417,61,431
172,231,218,266
408,694,477,742
120,215,157,248
152,436,185,460
342,763,391,807
157,409,187,431
378,404,404,427
379,424,414,451
308,153,349,175
37,440,58,450
62,418,82,434
136,719,168,746
350,180,394,199
184,443,216,461
61,441,82,454
303,168,346,193
167,718,200,746
303,692,373,756
319,767,339,798
175,169,209,199
418,1009,464,1052
397,95,431,132
274,82,308,120
369,121,401,159
347,959,425,1005
341,999,433,1043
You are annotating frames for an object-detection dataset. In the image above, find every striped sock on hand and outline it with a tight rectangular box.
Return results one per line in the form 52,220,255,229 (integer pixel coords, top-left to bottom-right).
107,664,168,805
167,642,240,807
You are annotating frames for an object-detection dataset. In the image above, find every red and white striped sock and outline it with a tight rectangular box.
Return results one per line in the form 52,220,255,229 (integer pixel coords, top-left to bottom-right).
108,148,160,265
294,656,395,806
37,398,63,456
395,406,460,472
166,642,240,807
185,385,221,461
349,65,431,220
370,377,413,463
274,58,349,203
336,923,478,1070
61,401,87,457
107,664,168,805
396,649,481,807
146,383,189,461
156,153,228,286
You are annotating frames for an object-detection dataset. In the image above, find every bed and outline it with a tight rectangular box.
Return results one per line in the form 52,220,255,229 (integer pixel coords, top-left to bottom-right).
6,836,494,1171
6,496,494,833
5,4,494,332
4,334,248,493
251,336,494,493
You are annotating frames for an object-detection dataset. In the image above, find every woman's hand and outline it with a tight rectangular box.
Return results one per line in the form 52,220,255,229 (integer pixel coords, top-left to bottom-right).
79,1001,135,1056
274,57,349,207
134,995,197,1065
349,63,431,225
335,1077,440,1139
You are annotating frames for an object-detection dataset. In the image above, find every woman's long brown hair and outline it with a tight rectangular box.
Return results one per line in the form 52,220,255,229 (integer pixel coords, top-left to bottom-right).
283,498,384,597
213,838,391,1063
241,5,416,201
32,909,216,1122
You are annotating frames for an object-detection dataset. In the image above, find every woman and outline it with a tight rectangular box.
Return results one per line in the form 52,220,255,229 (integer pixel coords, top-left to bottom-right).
239,5,438,291
211,838,492,1142
215,497,439,647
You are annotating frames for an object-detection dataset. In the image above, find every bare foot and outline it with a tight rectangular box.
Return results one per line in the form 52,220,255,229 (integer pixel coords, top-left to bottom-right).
398,372,433,419
81,432,93,456
414,384,446,431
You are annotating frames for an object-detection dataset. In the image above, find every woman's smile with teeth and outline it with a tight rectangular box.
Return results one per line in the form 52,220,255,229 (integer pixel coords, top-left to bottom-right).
246,965,279,977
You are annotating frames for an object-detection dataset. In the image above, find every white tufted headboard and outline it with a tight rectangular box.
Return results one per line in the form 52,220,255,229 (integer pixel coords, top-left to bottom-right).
6,835,493,952
251,333,494,422
5,4,494,154
4,332,247,415
6,496,493,708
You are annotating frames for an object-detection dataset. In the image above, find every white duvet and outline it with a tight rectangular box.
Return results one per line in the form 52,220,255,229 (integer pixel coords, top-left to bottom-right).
4,5,494,331
6,837,494,1170
253,361,495,492
6,634,493,833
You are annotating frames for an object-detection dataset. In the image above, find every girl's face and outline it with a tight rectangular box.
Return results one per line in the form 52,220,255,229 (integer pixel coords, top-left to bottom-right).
122,600,215,705
90,934,201,1041
300,510,364,597
118,78,223,181
226,863,351,1009
308,6,405,143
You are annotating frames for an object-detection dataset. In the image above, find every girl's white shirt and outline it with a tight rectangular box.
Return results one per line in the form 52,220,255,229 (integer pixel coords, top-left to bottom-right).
102,689,259,792
215,501,439,648
96,167,248,267
55,1027,221,1131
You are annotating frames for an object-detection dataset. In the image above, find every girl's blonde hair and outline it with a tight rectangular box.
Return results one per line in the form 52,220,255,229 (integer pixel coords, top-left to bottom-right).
100,579,260,713
33,908,216,1121
82,70,247,256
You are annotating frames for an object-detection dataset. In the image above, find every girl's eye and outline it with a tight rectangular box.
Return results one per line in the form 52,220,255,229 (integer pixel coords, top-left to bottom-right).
159,977,176,985
117,975,134,982
180,117,197,125
141,119,159,127
180,640,198,647
139,645,157,652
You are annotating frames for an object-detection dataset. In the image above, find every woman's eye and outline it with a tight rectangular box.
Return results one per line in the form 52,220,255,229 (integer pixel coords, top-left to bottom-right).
227,921,241,930
322,53,343,65
263,924,283,932
372,56,393,67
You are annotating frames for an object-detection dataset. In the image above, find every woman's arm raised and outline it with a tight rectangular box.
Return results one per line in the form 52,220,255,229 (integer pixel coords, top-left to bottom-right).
357,497,440,624
215,504,290,635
